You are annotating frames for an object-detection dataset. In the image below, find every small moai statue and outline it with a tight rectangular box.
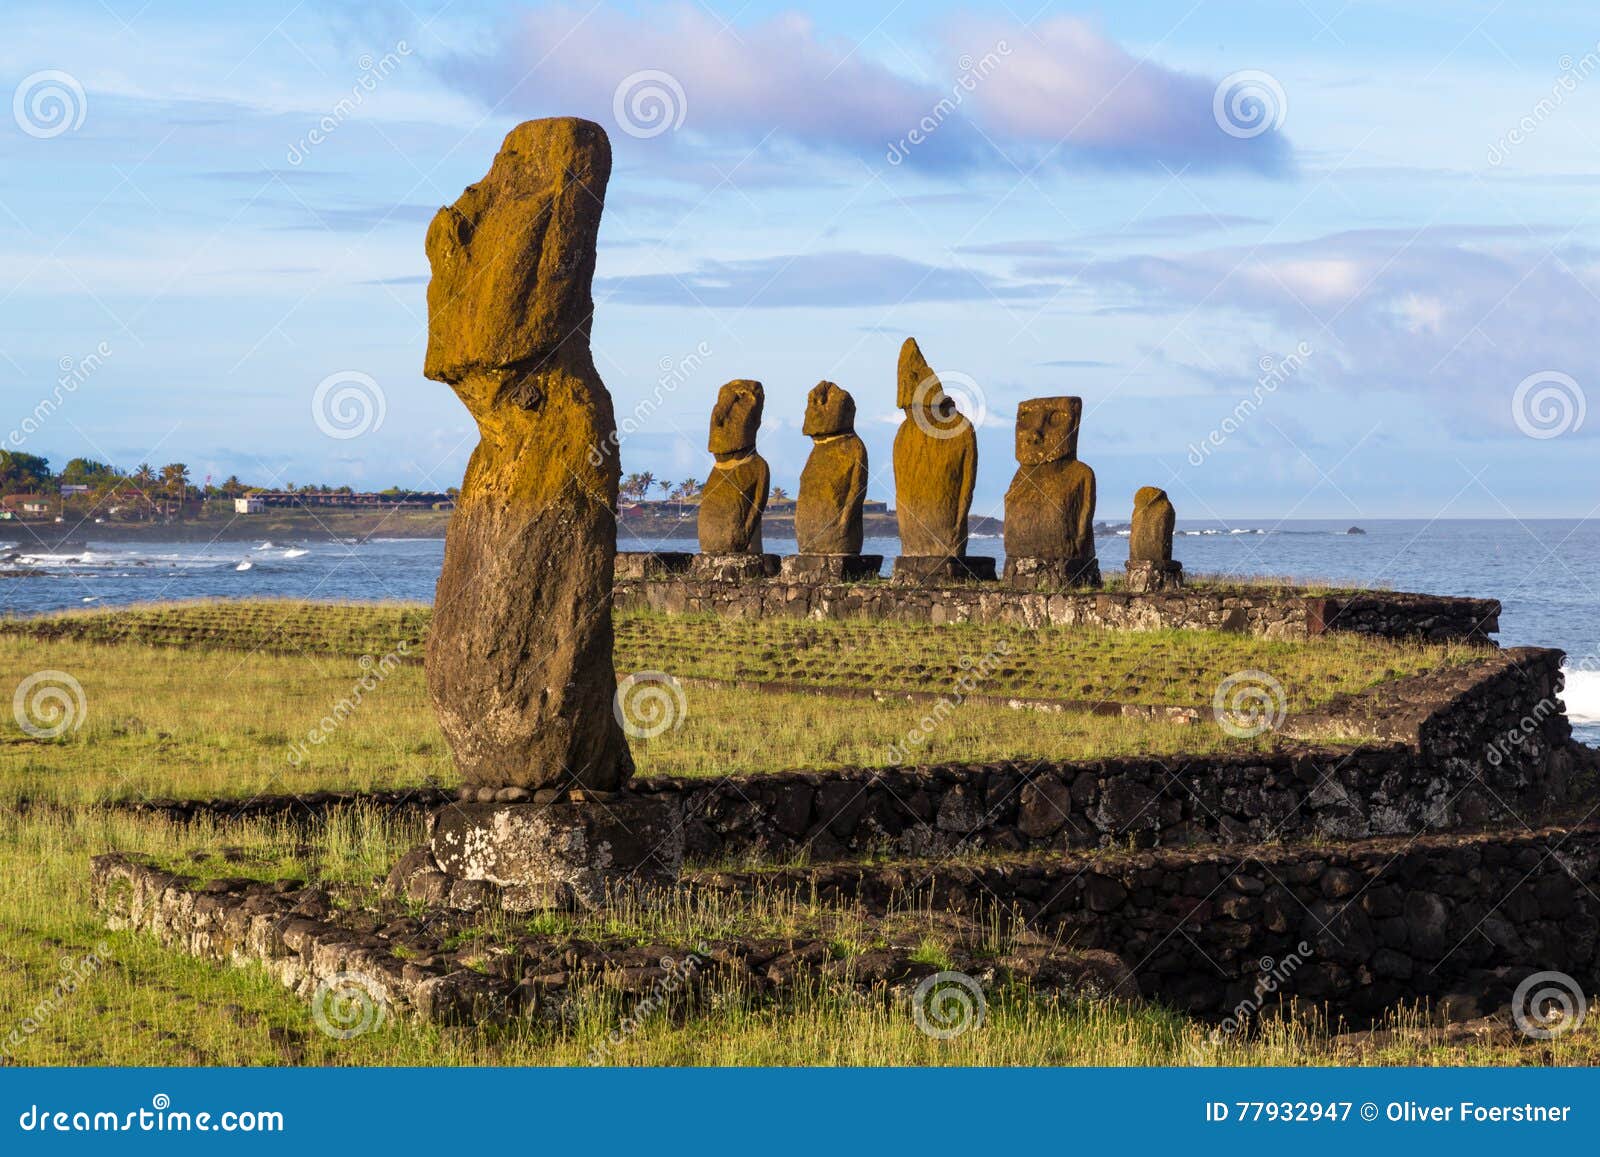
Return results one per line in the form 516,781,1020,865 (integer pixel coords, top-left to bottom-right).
1002,396,1101,588
695,379,777,579
785,380,881,581
1125,485,1183,592
891,337,993,583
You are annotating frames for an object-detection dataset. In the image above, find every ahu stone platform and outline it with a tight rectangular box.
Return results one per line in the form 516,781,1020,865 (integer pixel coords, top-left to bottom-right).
616,576,1501,643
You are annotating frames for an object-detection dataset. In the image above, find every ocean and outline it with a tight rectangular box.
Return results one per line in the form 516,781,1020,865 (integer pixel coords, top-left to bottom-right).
3,518,1596,742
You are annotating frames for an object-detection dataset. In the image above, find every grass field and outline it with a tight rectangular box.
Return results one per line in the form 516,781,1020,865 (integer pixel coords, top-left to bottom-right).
0,600,1588,1067
2,598,1472,707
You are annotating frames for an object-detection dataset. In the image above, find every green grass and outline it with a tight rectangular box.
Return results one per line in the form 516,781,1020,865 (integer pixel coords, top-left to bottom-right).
2,598,1474,708
4,805,1596,1067
0,599,1578,1068
0,634,1287,806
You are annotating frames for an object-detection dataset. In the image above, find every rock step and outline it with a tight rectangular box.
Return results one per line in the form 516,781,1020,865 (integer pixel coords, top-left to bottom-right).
688,820,1600,1021
89,852,1132,1031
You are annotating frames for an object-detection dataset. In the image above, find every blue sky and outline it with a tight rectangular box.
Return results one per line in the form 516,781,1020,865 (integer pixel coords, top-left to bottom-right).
4,0,1599,520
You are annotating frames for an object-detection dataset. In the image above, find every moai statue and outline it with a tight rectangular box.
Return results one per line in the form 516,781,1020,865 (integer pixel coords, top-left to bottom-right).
891,337,992,583
695,379,777,579
413,117,681,910
785,381,880,581
1002,397,1101,589
1125,485,1183,592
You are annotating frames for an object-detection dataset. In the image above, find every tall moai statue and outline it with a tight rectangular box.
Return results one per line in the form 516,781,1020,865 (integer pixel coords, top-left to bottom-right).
423,116,633,793
1002,397,1101,588
891,337,992,583
695,379,777,579
414,117,682,910
1126,485,1183,592
785,380,880,581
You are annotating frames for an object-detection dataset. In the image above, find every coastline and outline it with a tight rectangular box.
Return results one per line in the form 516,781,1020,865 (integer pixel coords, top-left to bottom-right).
2,509,1007,549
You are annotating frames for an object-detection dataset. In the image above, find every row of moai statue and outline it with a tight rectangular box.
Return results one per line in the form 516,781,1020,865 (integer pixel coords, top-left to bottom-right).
414,116,1189,908
689,337,1185,591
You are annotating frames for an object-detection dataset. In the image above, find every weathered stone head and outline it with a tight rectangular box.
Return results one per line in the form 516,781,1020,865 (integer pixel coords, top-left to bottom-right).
897,337,950,411
425,117,609,387
803,380,856,437
797,381,868,557
699,380,770,555
1015,397,1082,466
1130,485,1176,563
423,117,633,793
892,337,977,561
708,379,764,456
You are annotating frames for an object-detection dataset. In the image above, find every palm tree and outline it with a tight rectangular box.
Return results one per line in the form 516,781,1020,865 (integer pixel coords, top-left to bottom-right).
157,463,190,519
655,479,673,499
769,486,790,503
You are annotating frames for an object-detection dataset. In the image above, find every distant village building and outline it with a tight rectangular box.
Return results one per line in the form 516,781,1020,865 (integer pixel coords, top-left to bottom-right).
1,494,52,516
59,484,90,498
235,496,266,514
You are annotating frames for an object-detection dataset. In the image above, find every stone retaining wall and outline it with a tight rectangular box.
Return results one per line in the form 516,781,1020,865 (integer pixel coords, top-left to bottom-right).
90,854,1131,1028
616,578,1500,643
701,822,1600,1020
105,651,1578,865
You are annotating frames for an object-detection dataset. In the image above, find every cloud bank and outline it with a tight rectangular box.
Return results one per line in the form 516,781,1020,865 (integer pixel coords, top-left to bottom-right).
432,6,1291,176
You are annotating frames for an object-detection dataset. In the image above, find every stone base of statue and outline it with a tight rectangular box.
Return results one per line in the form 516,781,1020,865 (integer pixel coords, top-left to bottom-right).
389,794,683,912
1003,555,1103,590
891,554,998,585
1123,559,1184,593
781,554,884,582
615,551,694,580
692,552,780,581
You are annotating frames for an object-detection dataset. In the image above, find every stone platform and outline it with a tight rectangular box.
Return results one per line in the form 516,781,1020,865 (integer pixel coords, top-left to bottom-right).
615,551,694,579
780,554,883,581
1124,559,1184,593
891,554,997,584
617,578,1502,643
692,552,780,581
1003,555,1102,589
392,794,683,911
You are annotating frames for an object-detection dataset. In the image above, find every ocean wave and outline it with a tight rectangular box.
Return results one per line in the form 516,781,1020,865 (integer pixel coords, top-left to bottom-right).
1561,668,1600,724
